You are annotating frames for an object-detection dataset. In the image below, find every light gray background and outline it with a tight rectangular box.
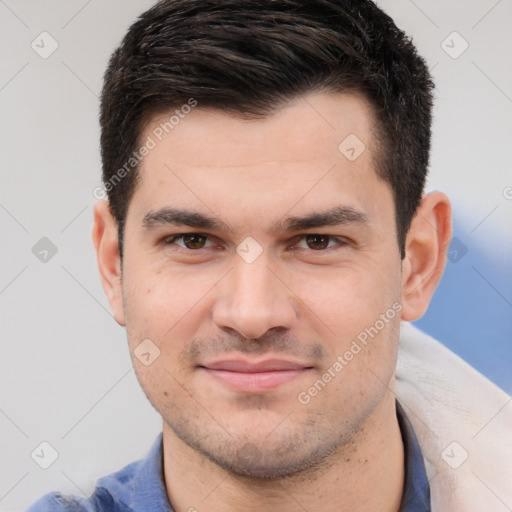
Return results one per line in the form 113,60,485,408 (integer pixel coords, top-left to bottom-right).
1,1,511,510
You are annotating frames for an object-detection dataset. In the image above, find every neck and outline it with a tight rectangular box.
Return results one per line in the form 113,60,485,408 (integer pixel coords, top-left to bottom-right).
162,392,404,512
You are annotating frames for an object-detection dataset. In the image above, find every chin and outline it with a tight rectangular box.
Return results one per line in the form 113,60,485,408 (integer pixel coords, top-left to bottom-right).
191,434,341,481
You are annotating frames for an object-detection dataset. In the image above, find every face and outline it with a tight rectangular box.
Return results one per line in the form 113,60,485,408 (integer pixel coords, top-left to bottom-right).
118,93,404,478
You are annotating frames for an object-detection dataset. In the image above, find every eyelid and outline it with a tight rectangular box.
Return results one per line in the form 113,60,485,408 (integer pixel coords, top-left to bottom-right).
162,233,215,249
292,234,351,250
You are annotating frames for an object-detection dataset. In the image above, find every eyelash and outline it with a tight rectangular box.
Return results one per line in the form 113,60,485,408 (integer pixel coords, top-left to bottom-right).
163,233,216,250
161,233,350,251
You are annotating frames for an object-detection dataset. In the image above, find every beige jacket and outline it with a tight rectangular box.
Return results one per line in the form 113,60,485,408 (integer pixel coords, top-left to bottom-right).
396,323,512,512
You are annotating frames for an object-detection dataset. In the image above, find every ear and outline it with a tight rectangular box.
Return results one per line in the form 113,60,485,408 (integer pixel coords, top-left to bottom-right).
92,201,125,326
401,192,452,321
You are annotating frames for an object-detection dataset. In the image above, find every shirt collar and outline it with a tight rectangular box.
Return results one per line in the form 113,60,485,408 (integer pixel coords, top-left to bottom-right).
131,433,173,511
95,432,173,512
396,400,431,511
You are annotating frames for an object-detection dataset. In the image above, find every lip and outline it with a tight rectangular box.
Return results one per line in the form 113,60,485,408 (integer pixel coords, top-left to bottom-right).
199,358,313,393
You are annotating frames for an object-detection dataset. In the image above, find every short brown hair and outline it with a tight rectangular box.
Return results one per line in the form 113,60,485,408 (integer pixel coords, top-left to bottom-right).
100,0,434,258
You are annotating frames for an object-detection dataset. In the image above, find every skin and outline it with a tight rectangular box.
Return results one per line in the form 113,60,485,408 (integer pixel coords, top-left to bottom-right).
93,92,451,512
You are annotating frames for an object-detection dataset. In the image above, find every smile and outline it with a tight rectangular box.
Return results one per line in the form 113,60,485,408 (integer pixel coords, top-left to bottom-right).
199,358,314,393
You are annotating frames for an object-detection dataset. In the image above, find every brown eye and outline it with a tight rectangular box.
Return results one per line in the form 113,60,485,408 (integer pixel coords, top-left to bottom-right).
182,233,208,249
305,234,330,250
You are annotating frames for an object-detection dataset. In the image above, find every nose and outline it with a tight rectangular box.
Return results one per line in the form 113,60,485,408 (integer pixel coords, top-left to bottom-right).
212,254,297,340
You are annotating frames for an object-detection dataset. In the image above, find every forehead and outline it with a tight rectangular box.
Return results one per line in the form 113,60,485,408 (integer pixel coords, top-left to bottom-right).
128,92,392,231
141,92,377,170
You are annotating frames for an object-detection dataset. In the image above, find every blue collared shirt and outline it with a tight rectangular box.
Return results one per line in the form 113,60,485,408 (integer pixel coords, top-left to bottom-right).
396,401,431,511
26,402,430,511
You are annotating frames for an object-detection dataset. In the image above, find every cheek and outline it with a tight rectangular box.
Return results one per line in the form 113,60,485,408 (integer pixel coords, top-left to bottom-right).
293,259,401,336
122,265,222,346
122,271,205,403
292,256,402,393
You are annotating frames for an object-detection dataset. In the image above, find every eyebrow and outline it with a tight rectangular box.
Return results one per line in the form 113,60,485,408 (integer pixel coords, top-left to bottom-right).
142,208,231,231
142,206,369,233
273,206,369,232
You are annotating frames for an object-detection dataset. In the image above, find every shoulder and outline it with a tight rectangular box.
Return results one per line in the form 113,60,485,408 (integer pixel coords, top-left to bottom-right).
25,486,134,512
25,434,166,512
396,322,510,414
396,322,512,511
25,492,93,512
25,461,143,512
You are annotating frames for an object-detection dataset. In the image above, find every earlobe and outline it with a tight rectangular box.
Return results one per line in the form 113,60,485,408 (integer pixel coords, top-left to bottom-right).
92,201,126,326
401,192,452,321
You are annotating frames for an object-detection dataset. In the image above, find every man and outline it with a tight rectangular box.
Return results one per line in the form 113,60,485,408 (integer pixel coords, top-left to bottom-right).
27,1,511,511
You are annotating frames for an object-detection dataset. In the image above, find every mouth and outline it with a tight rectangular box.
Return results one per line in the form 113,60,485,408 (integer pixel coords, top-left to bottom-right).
198,358,314,393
